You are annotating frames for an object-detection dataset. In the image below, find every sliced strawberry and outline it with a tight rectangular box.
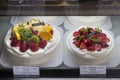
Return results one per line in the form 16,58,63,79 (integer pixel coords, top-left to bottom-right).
73,41,80,48
98,36,103,42
79,28,84,32
30,43,39,52
101,42,109,48
73,31,80,37
39,40,47,48
95,44,102,51
101,33,106,38
87,44,95,51
89,28,94,32
85,39,93,47
20,44,28,52
103,37,110,42
50,30,54,35
79,42,86,49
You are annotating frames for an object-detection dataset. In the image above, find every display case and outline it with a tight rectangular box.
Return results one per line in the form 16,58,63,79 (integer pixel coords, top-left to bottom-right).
1,0,120,78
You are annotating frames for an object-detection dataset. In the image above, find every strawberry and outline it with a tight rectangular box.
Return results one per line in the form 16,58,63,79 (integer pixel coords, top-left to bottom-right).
101,33,106,38
20,44,28,52
73,41,80,48
50,30,54,35
98,36,103,42
30,43,39,52
103,37,110,42
73,31,80,37
89,28,94,32
85,39,93,47
87,44,95,51
79,42,86,49
39,40,47,48
101,42,109,48
95,44,102,51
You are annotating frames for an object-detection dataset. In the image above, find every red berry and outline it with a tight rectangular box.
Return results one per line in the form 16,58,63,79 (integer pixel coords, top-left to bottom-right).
10,38,21,47
85,39,93,47
30,44,39,52
50,30,54,35
87,44,95,51
79,42,86,49
73,31,80,37
73,41,80,48
103,37,110,42
101,42,109,48
101,33,106,38
27,41,34,48
33,30,38,35
89,28,94,32
98,36,103,42
39,40,47,48
95,44,102,51
20,44,28,52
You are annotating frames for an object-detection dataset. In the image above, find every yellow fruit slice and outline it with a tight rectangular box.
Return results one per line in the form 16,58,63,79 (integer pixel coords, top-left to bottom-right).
40,31,52,41
13,26,21,40
44,25,52,32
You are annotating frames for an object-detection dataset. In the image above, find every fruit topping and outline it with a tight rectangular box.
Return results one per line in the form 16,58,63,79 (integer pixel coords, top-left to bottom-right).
20,43,28,52
73,27,110,51
9,19,53,52
30,43,39,52
39,40,47,48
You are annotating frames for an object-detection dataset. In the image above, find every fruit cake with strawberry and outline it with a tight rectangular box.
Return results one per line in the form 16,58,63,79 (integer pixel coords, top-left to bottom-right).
4,19,61,65
66,27,115,65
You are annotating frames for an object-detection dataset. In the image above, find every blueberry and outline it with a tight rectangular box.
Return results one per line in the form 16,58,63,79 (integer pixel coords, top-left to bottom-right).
32,23,41,26
27,22,29,25
94,31,97,34
80,32,83,35
40,22,45,25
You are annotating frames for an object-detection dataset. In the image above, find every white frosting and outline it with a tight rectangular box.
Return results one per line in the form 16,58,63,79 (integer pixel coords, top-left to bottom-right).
66,27,115,65
67,16,107,27
4,26,61,65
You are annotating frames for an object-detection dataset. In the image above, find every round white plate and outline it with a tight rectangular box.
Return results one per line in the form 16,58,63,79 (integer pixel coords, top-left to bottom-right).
63,31,120,68
0,27,63,68
64,16,112,31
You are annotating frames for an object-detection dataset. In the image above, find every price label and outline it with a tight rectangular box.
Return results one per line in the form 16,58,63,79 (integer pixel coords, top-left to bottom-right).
80,66,106,77
13,66,40,77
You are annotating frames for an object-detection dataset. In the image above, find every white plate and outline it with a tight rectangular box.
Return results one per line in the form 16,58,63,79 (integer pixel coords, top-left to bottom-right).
10,16,65,26
64,16,112,31
0,27,63,68
63,31,120,68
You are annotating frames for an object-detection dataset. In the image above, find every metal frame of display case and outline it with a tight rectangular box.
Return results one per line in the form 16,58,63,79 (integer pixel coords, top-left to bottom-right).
1,0,120,78
0,68,120,78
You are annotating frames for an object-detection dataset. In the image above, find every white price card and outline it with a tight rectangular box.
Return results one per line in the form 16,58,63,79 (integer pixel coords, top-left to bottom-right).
80,66,106,75
13,66,40,77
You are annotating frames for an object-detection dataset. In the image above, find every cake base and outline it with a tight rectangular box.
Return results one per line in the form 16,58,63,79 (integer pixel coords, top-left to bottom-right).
0,27,63,68
63,31,120,67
